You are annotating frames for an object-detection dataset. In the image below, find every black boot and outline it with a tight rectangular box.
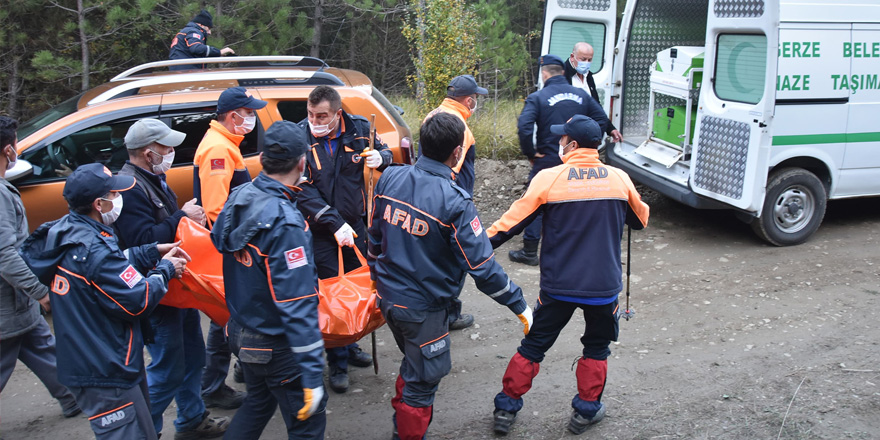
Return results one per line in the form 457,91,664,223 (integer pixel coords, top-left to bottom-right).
508,239,539,266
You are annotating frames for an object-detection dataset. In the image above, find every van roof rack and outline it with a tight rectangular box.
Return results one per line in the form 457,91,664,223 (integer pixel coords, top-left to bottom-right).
111,56,329,82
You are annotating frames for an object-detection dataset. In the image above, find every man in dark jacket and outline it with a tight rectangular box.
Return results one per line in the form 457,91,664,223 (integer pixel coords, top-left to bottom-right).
21,163,189,440
563,42,622,143
296,85,391,393
168,9,234,71
0,116,80,418
115,118,229,440
368,113,533,440
508,54,611,267
211,121,327,439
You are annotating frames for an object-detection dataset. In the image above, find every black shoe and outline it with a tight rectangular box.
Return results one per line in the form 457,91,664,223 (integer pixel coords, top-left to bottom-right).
203,385,246,410
567,404,605,435
493,409,516,436
233,360,244,384
449,313,475,331
348,346,373,368
174,412,229,440
61,402,82,418
328,365,349,393
507,249,538,266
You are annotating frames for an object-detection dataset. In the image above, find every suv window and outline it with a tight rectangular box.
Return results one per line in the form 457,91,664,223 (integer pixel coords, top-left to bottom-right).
162,111,262,166
277,101,308,124
18,94,83,140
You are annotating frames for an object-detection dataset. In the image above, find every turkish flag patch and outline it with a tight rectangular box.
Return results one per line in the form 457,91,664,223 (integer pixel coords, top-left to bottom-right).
470,216,483,237
119,265,143,289
191,33,202,40
210,158,225,170
284,247,308,269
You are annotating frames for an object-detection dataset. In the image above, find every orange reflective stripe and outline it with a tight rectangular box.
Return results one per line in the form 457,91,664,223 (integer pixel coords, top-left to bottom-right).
451,223,495,270
311,147,322,170
265,259,319,303
125,325,133,365
88,402,134,420
58,266,91,286
93,281,149,317
376,195,450,228
419,332,449,348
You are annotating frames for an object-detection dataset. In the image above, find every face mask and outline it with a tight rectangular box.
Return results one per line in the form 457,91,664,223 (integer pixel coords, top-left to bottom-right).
309,114,338,138
468,97,478,113
100,194,124,225
4,146,16,171
148,149,175,174
559,141,575,158
233,111,257,135
576,60,591,75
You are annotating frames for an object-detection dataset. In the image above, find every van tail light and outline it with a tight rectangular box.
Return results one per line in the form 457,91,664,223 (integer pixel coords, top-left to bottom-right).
400,136,414,164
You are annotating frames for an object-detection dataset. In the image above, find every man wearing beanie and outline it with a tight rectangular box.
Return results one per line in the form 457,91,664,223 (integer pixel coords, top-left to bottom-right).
168,9,234,71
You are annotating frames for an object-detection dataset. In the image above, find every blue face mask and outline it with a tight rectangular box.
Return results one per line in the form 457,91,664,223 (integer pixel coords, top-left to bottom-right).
576,60,591,75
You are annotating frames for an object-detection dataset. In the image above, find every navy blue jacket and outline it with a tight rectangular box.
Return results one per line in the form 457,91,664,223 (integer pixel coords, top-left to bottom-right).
296,111,392,234
367,157,527,314
211,173,324,389
168,22,221,70
115,161,185,249
21,213,174,388
518,75,611,158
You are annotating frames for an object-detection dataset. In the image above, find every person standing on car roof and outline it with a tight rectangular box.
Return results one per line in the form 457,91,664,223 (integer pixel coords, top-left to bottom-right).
564,42,623,143
0,116,81,420
115,119,229,440
296,85,391,394
486,115,649,436
508,54,611,267
422,74,489,332
168,9,234,71
20,163,189,440
367,112,533,440
212,121,327,439
193,86,267,411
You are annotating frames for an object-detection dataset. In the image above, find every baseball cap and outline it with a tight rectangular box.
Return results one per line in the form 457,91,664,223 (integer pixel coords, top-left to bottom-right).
124,119,186,150
538,54,565,67
63,163,136,207
447,75,488,97
262,121,309,160
550,114,603,147
217,87,268,114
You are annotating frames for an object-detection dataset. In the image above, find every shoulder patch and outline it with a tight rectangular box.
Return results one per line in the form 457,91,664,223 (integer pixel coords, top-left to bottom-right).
470,216,483,237
119,265,143,289
211,158,225,170
284,247,308,269
191,33,202,40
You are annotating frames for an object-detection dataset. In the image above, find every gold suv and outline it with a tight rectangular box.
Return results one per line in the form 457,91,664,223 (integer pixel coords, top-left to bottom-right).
10,56,414,229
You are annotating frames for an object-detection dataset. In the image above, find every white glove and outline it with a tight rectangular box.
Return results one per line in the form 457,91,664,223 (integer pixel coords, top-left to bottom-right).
517,305,534,335
334,223,357,247
297,385,324,421
362,149,383,169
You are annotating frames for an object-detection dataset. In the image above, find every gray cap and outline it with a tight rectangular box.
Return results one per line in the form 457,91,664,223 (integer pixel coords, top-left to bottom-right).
124,119,186,150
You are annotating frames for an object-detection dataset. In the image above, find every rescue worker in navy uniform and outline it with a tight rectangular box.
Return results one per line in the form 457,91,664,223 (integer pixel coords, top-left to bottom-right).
367,113,533,440
21,163,189,440
168,9,234,71
211,121,326,439
296,85,390,393
563,42,623,143
508,54,611,267
486,115,649,436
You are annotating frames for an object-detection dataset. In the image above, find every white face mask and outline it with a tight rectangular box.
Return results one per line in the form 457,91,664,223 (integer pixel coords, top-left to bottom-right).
559,141,575,158
468,97,478,113
233,111,257,135
100,194,124,225
148,149,175,174
4,146,16,171
309,114,339,138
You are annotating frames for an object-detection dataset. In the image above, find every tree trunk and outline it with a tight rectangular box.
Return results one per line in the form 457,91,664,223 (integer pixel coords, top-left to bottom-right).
78,0,90,90
311,0,323,58
415,0,426,105
6,56,21,118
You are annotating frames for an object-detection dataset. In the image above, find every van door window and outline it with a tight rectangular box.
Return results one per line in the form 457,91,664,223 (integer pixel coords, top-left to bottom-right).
714,34,768,104
548,20,606,74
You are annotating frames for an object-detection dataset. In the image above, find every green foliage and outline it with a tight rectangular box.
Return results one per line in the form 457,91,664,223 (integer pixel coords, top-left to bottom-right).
472,0,538,100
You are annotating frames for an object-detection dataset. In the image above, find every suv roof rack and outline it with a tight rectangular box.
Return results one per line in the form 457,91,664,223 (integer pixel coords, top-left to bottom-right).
111,56,329,82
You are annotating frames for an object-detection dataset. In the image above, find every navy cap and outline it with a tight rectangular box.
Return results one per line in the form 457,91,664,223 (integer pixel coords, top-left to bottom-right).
262,121,309,160
63,163,136,207
538,54,565,67
550,114,603,147
217,87,268,114
447,75,488,97
192,9,213,28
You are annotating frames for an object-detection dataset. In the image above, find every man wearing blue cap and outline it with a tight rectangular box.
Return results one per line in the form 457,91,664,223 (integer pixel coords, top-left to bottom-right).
508,54,612,267
212,121,327,439
194,86,267,410
21,163,189,440
486,115,649,436
168,9,234,71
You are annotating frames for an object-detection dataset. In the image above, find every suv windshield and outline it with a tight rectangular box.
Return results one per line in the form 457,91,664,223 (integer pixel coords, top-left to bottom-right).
18,94,82,140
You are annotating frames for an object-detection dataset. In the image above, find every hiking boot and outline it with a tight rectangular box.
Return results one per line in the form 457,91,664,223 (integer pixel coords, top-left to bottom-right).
567,404,605,435
61,401,82,418
508,239,539,266
328,365,349,394
348,345,373,368
493,409,517,436
449,313,475,331
203,385,246,410
175,412,229,440
232,360,245,384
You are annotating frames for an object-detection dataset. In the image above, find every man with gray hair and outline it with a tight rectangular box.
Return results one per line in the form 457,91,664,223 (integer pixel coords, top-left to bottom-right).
563,42,622,143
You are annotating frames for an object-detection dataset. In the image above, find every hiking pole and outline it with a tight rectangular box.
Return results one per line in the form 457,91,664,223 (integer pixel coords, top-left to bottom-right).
366,114,379,374
622,225,635,320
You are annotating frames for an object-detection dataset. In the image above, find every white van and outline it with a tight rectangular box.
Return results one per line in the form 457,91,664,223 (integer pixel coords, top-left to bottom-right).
541,0,880,246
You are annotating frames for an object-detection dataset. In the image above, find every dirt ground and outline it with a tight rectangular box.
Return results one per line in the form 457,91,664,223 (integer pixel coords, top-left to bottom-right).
2,158,879,440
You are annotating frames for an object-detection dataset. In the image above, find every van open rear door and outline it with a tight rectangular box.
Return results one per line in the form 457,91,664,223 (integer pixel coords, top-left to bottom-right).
540,0,617,113
690,0,779,213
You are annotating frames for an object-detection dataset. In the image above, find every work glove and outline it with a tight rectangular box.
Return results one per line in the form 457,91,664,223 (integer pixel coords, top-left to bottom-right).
361,149,383,169
297,385,325,421
517,305,534,335
334,223,357,247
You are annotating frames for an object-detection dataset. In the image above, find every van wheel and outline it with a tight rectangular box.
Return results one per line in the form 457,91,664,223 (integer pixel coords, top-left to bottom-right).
751,168,826,246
